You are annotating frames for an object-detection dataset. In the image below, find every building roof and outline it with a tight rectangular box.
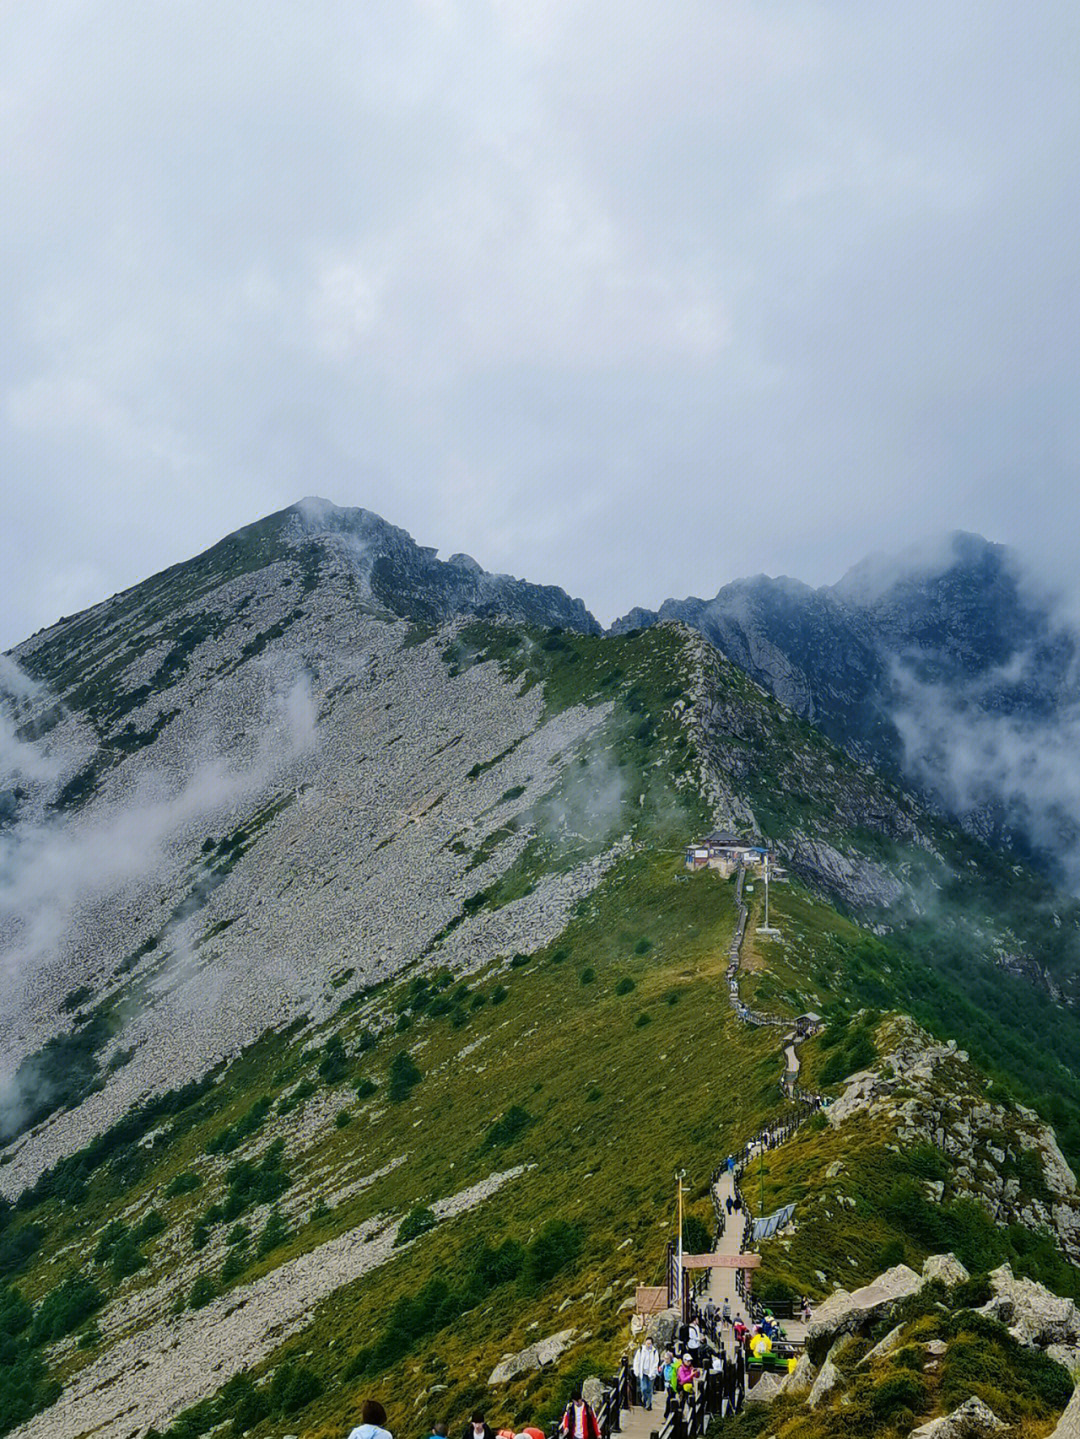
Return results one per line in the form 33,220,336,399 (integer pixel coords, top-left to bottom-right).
703,830,743,847
797,1012,823,1023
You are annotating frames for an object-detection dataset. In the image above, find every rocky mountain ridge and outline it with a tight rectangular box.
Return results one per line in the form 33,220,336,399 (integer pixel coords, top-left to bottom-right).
2,502,1080,1438
613,531,1080,877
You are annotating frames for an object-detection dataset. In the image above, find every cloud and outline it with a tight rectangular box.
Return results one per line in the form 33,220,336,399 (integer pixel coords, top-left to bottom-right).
891,653,1080,890
2,2,1080,644
0,669,319,997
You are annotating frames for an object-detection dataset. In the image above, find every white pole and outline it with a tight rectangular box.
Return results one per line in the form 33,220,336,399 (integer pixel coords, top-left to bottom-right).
676,1169,684,1312
763,852,770,931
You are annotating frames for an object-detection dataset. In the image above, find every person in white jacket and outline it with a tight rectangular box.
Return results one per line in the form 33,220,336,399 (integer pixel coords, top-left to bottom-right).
632,1337,660,1411
348,1398,393,1439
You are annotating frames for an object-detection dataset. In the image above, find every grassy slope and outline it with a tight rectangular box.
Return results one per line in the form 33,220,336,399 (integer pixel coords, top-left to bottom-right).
5,620,1080,1437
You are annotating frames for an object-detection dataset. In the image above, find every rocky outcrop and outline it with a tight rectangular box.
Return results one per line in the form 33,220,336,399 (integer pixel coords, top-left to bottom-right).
860,1324,905,1366
1048,1384,1080,1438
978,1264,1080,1368
786,836,904,909
807,1356,845,1407
909,1395,1005,1437
488,1329,575,1384
779,1352,816,1395
746,1372,782,1404
923,1253,969,1287
824,1016,1080,1263
808,1264,922,1346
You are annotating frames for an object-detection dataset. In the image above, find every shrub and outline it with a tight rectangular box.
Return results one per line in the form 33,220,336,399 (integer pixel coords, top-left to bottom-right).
388,1052,422,1102
681,1215,712,1254
870,1372,928,1420
524,1220,583,1289
395,1206,438,1247
220,1246,247,1284
615,977,636,996
166,1170,202,1197
334,1109,353,1128
109,1235,146,1282
30,1271,104,1345
226,1224,249,1246
510,952,531,968
484,1106,535,1147
0,1224,45,1281
490,985,508,1005
395,1012,413,1033
355,1078,378,1100
586,1087,603,1103
580,967,596,985
189,1275,216,1309
634,938,653,955
94,1219,128,1264
206,1096,273,1154
268,1361,322,1415
635,1013,652,1028
221,1140,291,1220
132,1210,165,1243
256,1209,291,1258
318,1036,350,1083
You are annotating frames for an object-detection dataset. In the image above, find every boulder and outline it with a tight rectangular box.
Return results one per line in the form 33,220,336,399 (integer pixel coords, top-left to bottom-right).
979,1265,1080,1348
808,1264,923,1345
779,1352,816,1395
909,1395,1005,1436
860,1324,904,1366
807,1357,845,1408
923,1253,969,1288
746,1372,782,1404
1048,1383,1080,1438
487,1328,575,1385
647,1313,678,1347
582,1377,605,1412
1047,1343,1080,1374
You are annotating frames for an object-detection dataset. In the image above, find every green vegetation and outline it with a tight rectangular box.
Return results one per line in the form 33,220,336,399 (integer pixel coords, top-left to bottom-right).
11,616,1080,1439
387,1051,422,1101
395,1206,438,1247
483,1106,536,1148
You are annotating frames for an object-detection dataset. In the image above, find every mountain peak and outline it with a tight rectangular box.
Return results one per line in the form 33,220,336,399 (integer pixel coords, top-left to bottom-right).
832,530,1011,608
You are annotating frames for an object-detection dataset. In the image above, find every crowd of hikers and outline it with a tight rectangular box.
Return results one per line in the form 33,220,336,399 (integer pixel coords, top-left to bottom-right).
345,1392,612,1439
345,1290,811,1439
625,1298,801,1426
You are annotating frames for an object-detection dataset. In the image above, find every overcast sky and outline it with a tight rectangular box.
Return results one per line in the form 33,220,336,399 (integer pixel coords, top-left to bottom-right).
3,1,1079,646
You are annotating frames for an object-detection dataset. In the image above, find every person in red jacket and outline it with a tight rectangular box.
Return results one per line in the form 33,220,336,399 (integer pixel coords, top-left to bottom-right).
560,1389,600,1439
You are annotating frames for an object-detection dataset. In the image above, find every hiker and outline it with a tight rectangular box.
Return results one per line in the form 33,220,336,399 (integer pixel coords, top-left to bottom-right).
632,1336,658,1411
677,1355,696,1394
462,1412,494,1439
560,1388,600,1439
704,1296,716,1326
721,1297,731,1325
426,1426,448,1439
725,1195,733,1216
348,1399,393,1439
665,1351,681,1409
801,1295,812,1323
686,1318,703,1364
